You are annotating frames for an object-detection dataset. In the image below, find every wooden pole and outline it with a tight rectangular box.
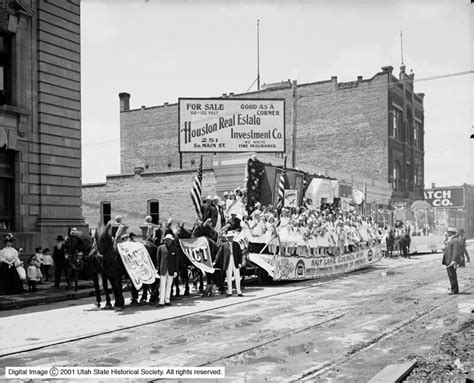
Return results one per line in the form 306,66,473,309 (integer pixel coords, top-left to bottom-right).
291,80,297,168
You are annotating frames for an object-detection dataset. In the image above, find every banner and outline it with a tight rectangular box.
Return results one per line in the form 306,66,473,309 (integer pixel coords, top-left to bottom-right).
179,237,215,274
178,98,285,153
424,187,465,208
117,241,159,290
271,246,382,281
248,253,275,278
284,189,298,208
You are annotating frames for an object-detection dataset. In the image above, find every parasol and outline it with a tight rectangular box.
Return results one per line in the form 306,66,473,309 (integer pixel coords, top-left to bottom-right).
410,200,432,210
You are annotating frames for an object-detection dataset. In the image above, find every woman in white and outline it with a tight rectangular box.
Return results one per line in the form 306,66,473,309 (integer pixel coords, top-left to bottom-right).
0,233,25,294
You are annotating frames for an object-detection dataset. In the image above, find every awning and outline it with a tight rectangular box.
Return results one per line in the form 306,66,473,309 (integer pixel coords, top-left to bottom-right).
305,178,335,206
330,180,339,198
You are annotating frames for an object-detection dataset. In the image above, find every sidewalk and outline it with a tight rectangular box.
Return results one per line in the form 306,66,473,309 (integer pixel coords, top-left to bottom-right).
0,280,101,310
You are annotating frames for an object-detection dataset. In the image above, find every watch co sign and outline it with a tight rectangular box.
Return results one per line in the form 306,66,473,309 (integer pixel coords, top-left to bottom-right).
424,187,465,208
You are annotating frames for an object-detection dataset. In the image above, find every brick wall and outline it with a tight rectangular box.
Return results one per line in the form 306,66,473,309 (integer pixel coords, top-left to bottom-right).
120,72,390,186
82,169,217,234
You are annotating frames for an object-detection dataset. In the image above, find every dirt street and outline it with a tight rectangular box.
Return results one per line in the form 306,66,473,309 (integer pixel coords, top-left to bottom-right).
0,250,473,382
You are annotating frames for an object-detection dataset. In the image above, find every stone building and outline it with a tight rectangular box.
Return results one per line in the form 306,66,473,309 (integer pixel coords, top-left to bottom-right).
0,0,84,251
83,65,424,233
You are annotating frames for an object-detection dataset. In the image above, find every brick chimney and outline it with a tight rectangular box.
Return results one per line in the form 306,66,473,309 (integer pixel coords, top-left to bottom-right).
381,66,394,75
119,92,130,112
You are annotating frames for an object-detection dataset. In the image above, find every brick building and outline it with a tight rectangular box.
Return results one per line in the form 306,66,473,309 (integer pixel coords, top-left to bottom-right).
0,1,85,251
119,65,424,203
83,65,424,233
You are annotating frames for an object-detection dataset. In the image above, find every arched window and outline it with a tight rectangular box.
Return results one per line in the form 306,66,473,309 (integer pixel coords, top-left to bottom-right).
147,199,159,224
100,201,111,224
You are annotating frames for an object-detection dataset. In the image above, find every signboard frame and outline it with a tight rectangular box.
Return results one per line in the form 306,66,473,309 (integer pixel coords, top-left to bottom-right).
178,97,286,153
284,189,298,208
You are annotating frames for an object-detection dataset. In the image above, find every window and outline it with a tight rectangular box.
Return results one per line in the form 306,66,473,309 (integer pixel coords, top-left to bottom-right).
392,107,403,140
0,149,14,230
0,33,12,106
414,165,422,193
392,160,402,191
147,199,159,224
100,202,111,224
414,121,422,150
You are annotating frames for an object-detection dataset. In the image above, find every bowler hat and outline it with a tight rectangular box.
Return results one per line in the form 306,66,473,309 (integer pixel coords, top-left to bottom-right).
56,235,64,241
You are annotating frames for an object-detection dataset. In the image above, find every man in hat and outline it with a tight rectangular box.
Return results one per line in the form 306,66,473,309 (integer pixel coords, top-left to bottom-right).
214,231,243,297
156,234,179,306
442,227,461,295
227,212,241,232
53,235,70,289
458,229,470,264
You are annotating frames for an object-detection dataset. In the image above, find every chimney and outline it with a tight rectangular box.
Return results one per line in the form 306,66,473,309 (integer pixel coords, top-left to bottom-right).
141,105,146,110
331,76,337,84
381,66,394,74
229,92,234,96
222,93,227,97
164,102,169,106
119,92,130,112
357,76,363,81
431,182,435,188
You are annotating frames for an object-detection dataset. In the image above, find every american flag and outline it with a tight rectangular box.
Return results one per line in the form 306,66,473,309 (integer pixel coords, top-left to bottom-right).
276,155,287,215
190,155,203,219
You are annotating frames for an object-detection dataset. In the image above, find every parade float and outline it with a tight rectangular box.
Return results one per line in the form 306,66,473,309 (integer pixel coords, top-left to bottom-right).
236,156,383,282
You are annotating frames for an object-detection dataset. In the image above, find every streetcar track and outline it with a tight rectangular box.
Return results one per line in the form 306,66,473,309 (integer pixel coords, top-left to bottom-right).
0,256,446,360
292,283,474,381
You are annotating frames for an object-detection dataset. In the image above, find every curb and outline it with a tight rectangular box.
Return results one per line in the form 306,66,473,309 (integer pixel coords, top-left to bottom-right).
0,288,97,310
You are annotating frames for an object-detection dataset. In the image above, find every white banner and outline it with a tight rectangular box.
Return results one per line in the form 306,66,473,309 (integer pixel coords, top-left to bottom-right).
179,98,285,152
117,241,158,290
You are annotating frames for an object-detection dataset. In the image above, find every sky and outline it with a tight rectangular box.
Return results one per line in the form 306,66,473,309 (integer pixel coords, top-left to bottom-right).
80,0,473,188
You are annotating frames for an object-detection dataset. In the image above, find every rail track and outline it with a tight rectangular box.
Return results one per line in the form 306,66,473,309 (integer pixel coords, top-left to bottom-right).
1,255,466,383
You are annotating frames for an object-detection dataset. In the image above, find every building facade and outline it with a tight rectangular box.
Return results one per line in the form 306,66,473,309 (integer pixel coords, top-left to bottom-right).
0,0,84,250
119,65,424,204
83,65,424,233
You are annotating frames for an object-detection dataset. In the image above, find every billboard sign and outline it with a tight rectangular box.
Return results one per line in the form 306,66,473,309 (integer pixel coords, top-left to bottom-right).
178,98,285,153
424,187,465,208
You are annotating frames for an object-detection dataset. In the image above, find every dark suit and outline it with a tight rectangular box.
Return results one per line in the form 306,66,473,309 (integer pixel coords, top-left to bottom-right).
458,235,470,264
156,243,179,275
204,203,219,228
53,244,70,287
442,236,461,294
214,241,242,271
214,240,243,295
156,242,179,305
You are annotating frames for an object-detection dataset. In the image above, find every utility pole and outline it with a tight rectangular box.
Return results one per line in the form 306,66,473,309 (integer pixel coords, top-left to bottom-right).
257,19,260,91
291,80,297,168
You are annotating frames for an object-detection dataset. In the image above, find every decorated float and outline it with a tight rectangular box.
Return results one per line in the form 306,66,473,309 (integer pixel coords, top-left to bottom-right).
237,156,383,282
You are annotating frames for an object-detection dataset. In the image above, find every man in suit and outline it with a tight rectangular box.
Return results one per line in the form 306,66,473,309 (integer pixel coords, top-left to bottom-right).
53,235,70,289
442,227,461,295
156,234,179,307
458,229,470,264
213,231,243,297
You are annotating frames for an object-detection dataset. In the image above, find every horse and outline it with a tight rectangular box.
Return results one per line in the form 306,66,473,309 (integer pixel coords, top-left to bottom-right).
172,223,204,297
64,229,112,309
96,222,157,309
